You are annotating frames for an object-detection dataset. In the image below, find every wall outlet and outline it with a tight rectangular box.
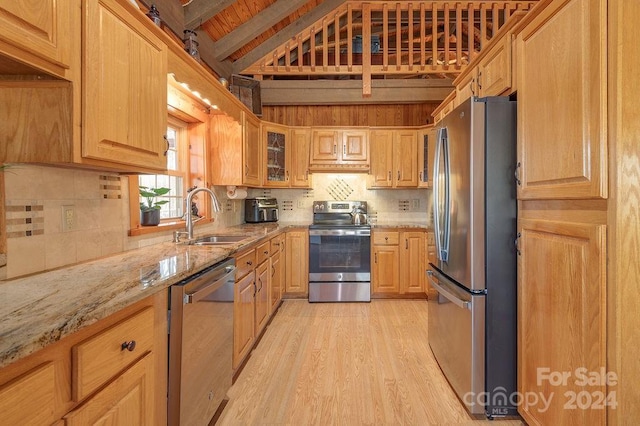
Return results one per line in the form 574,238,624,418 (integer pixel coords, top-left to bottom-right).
62,205,75,232
297,199,305,208
411,199,420,210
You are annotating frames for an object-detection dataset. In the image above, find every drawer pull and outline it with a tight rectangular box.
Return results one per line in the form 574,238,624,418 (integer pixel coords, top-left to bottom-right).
246,260,253,266
121,340,137,352
264,250,269,255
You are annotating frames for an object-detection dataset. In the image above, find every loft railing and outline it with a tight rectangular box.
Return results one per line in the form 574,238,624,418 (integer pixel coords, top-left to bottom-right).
242,1,537,93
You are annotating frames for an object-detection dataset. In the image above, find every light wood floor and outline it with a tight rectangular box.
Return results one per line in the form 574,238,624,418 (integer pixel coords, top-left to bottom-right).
218,299,524,425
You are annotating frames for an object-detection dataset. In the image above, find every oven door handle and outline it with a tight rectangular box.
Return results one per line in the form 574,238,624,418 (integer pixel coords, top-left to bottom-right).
184,266,236,304
427,270,470,310
309,229,371,236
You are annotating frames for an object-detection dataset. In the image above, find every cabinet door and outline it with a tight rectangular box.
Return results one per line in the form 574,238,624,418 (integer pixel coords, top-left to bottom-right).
372,245,399,294
254,261,270,337
65,354,155,426
243,113,262,186
369,130,393,188
518,218,606,426
311,129,339,162
341,130,369,163
263,124,289,188
0,362,58,426
83,0,167,170
394,130,418,187
285,230,309,295
270,249,282,314
477,34,512,97
418,127,436,188
455,69,476,106
233,272,255,369
0,1,73,77
290,128,312,187
517,0,606,199
400,231,425,293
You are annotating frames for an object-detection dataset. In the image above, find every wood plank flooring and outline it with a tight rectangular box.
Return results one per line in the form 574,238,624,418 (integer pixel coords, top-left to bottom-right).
218,300,524,425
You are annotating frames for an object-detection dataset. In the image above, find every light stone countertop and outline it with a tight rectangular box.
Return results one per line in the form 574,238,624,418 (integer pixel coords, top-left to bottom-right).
0,220,428,369
0,223,298,369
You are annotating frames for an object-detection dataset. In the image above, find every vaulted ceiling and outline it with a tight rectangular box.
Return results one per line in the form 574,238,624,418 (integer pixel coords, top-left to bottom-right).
147,0,538,104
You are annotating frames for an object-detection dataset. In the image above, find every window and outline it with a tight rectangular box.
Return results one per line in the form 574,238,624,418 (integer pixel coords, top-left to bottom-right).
138,121,186,220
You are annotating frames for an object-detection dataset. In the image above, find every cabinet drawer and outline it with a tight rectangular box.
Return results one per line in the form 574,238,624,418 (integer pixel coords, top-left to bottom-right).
72,307,154,401
235,249,256,280
256,241,271,265
0,362,57,426
373,231,399,245
270,234,284,253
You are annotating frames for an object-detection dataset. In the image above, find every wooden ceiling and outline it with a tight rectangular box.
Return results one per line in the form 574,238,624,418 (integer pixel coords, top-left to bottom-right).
146,1,538,104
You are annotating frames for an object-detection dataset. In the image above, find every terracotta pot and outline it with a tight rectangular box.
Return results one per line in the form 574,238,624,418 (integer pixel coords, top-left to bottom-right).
140,209,161,226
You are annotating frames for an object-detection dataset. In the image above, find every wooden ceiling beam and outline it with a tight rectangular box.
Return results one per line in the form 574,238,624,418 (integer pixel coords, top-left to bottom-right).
183,0,237,30
212,0,312,61
260,79,454,105
232,0,347,75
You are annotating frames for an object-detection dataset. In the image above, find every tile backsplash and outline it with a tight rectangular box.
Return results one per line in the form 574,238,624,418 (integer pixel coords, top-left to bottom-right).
1,167,431,279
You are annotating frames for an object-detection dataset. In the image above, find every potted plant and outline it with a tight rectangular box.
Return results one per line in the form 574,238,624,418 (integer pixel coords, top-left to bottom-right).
139,186,170,226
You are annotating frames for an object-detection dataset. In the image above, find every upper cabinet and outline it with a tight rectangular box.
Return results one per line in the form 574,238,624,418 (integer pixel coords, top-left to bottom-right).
243,112,262,186
309,128,369,172
262,123,290,188
516,0,607,199
290,128,312,188
0,1,75,78
417,126,436,188
369,129,418,188
82,0,168,170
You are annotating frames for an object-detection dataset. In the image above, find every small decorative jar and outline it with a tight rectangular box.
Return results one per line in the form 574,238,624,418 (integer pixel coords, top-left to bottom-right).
183,30,200,61
146,4,161,27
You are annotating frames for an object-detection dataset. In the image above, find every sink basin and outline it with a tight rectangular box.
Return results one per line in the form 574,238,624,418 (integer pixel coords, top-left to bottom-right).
192,235,248,245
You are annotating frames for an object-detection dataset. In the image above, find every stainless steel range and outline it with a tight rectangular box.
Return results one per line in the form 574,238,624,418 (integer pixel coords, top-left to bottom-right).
308,201,371,302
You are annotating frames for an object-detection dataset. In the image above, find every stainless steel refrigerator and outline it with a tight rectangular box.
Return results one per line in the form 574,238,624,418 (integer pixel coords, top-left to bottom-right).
427,96,518,418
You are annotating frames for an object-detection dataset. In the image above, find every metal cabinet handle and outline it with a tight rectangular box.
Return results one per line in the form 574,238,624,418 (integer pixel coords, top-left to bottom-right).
121,341,136,352
388,171,391,181
470,79,475,96
245,164,249,176
477,71,482,90
375,252,378,263
246,260,253,266
163,135,169,156
397,170,400,180
515,162,522,186
405,239,408,249
515,232,522,256
419,171,423,181
264,250,269,255
333,144,337,155
343,144,346,155
272,265,276,277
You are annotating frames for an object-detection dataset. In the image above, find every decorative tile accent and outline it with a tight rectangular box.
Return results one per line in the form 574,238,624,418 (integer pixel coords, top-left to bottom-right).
281,200,294,211
224,200,234,212
258,189,272,197
398,200,410,211
326,178,353,201
100,175,122,199
5,204,45,238
302,189,315,198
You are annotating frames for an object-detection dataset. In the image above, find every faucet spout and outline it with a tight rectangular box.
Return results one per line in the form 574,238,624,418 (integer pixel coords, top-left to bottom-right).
185,187,221,240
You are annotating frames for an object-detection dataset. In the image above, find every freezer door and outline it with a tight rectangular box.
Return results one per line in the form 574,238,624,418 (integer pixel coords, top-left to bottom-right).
427,267,485,415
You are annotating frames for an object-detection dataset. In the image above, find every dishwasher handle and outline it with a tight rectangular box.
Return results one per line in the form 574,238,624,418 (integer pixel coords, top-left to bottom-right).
184,265,236,304
426,269,470,310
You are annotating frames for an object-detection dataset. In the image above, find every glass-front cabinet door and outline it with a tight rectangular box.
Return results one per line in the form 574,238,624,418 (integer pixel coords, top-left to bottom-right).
262,123,290,187
418,126,436,188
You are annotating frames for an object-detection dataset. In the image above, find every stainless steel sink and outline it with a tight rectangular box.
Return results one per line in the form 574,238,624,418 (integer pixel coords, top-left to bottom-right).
192,235,248,245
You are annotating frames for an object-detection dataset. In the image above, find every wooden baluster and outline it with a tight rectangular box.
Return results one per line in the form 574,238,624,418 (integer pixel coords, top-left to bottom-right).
480,3,487,51
362,3,372,96
493,3,500,37
408,3,413,71
420,3,425,70
431,2,437,70
273,50,278,72
334,13,340,71
468,3,475,62
285,43,290,72
456,2,462,69
310,26,316,71
297,35,303,71
443,3,449,70
322,17,328,72
383,3,389,71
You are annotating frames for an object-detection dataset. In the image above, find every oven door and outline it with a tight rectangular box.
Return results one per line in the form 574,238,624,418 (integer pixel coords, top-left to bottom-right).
309,228,371,282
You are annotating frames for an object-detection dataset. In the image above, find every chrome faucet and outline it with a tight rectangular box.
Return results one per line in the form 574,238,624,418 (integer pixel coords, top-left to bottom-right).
174,187,222,243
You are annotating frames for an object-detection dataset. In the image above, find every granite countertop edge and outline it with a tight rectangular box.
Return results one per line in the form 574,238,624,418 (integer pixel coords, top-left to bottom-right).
0,220,430,369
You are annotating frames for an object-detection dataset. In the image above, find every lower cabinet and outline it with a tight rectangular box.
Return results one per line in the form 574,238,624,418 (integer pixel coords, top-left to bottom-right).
233,249,256,369
372,229,427,297
285,229,309,296
270,234,285,313
254,253,270,338
0,292,167,425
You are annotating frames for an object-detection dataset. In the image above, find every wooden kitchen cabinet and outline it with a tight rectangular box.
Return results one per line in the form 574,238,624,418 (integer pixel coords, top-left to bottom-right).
270,234,285,314
243,112,262,186
83,0,168,171
400,231,426,294
290,128,312,188
372,230,400,295
417,126,436,188
65,354,154,426
309,128,369,171
254,259,270,339
432,91,455,124
262,122,290,188
518,217,606,426
0,292,167,425
233,249,256,369
0,0,75,78
285,229,309,296
372,229,427,297
369,129,418,188
516,0,606,199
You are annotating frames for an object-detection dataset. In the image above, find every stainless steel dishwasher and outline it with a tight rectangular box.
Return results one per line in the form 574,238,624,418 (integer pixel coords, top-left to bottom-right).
168,258,235,426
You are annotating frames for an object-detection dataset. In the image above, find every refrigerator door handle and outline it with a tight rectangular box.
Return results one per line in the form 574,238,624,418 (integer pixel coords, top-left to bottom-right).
433,127,451,263
427,270,470,310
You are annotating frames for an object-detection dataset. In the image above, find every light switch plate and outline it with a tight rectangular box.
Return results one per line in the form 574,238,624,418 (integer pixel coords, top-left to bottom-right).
62,205,75,232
